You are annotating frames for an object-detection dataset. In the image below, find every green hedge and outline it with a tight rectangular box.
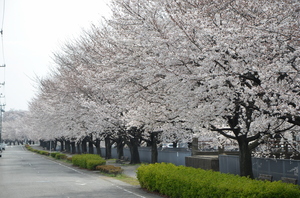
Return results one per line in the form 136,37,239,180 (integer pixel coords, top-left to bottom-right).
25,145,66,159
55,153,67,160
96,165,123,175
87,160,104,170
72,154,106,170
25,145,49,155
137,163,300,198
50,152,60,158
38,150,50,156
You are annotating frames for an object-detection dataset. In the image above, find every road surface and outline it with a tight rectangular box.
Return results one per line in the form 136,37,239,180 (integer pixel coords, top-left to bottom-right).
0,145,161,198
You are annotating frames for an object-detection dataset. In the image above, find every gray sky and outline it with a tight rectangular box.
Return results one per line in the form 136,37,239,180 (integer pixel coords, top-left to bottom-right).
1,0,111,111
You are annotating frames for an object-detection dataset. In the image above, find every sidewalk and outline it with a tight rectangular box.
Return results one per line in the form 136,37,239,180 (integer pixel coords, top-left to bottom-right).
30,145,140,179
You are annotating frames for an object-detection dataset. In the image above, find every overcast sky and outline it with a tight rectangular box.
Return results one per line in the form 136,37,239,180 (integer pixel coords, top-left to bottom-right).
1,0,111,111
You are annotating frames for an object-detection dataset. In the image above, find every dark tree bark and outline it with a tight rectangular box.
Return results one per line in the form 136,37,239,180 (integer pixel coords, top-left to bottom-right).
150,132,158,163
46,141,50,150
76,142,81,154
48,140,57,151
88,140,94,154
237,135,253,178
95,138,102,156
105,136,112,159
81,138,87,154
43,140,46,148
115,136,124,159
172,142,178,148
71,141,76,154
129,137,141,164
59,139,64,152
65,140,71,153
39,140,44,147
284,143,289,159
125,127,142,164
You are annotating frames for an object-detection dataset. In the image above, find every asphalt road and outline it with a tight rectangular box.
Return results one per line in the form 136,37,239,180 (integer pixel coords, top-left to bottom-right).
0,145,161,198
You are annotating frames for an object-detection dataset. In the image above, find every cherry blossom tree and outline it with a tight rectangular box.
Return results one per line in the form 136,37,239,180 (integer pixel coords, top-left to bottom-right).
24,0,299,178
106,0,300,177
2,110,30,144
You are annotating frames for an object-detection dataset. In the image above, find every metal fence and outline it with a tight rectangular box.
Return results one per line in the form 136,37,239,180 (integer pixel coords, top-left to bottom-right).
219,155,300,182
57,144,299,181
100,147,191,166
56,145,190,166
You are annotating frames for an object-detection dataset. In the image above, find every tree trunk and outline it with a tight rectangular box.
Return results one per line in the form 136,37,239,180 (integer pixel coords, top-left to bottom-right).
81,139,87,154
43,140,47,148
129,137,141,164
284,143,289,159
39,140,44,147
46,141,50,150
53,140,57,151
105,137,112,159
95,138,102,156
237,135,253,178
65,140,71,153
88,140,94,154
151,133,158,163
60,140,64,152
116,136,124,159
172,142,177,148
71,141,76,154
76,142,81,154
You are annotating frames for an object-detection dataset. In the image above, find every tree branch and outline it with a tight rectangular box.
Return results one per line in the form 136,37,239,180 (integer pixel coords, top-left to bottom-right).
210,124,237,140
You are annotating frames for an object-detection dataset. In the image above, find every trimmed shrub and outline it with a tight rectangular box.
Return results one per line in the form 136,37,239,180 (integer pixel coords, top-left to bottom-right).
137,163,300,198
50,152,60,158
86,159,106,170
96,165,123,175
25,145,40,153
67,157,72,162
55,153,67,160
38,150,50,156
72,154,106,169
72,155,87,168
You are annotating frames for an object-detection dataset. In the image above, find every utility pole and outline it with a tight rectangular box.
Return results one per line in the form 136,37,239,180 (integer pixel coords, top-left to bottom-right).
0,104,4,144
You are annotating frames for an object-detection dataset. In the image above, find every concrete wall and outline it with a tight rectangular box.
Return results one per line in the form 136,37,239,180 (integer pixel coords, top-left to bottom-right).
185,155,219,171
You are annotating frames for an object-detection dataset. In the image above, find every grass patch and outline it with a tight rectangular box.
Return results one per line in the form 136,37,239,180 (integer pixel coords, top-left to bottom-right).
116,174,140,185
106,158,117,162
100,173,139,185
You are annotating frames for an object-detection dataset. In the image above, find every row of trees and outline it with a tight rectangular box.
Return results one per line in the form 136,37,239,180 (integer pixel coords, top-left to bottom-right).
3,0,300,178
2,110,30,145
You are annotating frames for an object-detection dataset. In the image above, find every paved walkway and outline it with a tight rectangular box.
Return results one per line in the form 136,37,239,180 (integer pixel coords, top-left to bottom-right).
30,145,140,179
106,159,140,178
2,145,162,198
